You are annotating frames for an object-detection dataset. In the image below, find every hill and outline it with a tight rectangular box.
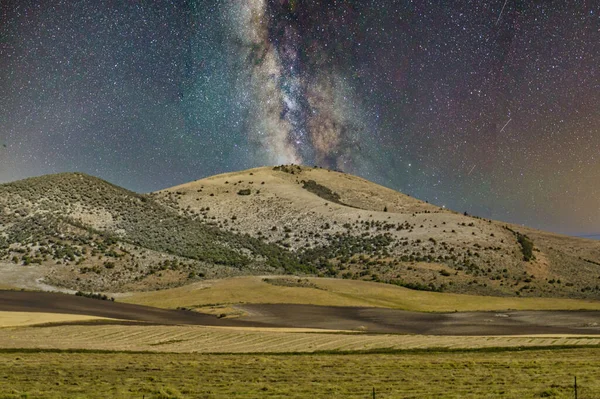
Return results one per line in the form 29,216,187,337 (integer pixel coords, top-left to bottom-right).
0,173,308,292
153,165,600,299
0,166,598,298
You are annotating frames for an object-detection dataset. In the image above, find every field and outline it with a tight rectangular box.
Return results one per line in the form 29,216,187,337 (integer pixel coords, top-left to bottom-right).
0,312,106,328
123,276,600,313
2,277,600,397
1,280,599,399
2,323,600,353
1,348,599,398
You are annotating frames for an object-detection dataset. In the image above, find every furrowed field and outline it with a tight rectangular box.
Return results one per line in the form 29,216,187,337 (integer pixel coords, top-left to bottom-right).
1,324,600,353
1,348,599,398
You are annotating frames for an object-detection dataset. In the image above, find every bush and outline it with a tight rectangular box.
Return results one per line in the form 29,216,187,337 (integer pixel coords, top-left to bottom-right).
103,261,115,269
75,291,114,301
301,180,343,204
237,189,251,195
517,233,534,261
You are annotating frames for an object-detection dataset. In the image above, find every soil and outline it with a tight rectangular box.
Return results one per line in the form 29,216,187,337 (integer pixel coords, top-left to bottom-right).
2,290,600,335
238,304,600,335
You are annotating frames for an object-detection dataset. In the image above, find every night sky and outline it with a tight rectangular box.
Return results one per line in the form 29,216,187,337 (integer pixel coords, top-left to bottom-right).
1,1,599,235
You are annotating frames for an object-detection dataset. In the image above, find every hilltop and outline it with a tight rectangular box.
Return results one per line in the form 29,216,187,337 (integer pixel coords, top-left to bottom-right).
0,166,599,298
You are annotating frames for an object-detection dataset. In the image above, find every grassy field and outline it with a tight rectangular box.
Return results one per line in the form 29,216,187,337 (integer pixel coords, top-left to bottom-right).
1,324,599,353
0,312,107,327
122,276,600,312
0,348,598,398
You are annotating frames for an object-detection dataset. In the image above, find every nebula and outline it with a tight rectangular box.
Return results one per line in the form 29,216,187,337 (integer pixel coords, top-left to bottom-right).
231,0,364,170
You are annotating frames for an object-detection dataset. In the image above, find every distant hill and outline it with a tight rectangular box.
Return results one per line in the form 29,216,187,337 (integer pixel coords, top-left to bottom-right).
578,234,600,240
1,166,599,298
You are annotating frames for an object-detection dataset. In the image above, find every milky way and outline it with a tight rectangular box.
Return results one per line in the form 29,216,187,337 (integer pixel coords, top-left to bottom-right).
232,0,367,170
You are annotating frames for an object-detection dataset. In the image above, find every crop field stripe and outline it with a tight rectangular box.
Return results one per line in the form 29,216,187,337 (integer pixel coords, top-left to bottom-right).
0,325,591,352
0,343,600,356
2,324,600,355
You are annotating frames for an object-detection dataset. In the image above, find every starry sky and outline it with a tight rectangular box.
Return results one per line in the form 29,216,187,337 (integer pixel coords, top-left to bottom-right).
1,0,599,236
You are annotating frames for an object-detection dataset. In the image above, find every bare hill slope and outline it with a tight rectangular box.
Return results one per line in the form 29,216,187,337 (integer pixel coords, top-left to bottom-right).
154,165,600,298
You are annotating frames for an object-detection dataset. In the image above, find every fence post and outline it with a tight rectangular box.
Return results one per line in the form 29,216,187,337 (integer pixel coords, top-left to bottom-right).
574,376,577,399
372,387,376,399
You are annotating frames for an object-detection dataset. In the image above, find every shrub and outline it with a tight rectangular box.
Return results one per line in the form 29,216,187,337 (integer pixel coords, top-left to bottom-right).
517,233,534,261
75,291,114,301
301,180,343,204
103,261,115,269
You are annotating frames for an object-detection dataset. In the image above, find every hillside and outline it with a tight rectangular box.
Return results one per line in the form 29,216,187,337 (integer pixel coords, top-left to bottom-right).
0,166,598,298
0,173,308,292
154,165,600,299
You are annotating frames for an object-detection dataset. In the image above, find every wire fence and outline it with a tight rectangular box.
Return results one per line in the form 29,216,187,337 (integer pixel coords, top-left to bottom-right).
135,378,595,399
364,378,593,399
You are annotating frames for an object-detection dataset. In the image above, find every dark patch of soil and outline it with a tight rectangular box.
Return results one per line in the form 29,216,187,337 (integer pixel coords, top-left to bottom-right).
0,291,261,328
2,291,599,335
237,304,600,336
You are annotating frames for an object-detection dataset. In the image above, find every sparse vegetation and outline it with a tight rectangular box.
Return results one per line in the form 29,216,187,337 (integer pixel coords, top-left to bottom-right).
0,172,312,292
273,164,303,174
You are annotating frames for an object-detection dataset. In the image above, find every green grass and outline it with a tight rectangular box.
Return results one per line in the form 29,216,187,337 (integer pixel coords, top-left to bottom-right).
0,348,598,398
123,276,600,312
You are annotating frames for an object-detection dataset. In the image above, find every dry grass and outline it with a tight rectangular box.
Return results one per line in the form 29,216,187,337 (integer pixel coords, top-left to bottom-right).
0,323,599,353
1,348,599,398
0,311,107,327
312,278,600,312
122,276,600,312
